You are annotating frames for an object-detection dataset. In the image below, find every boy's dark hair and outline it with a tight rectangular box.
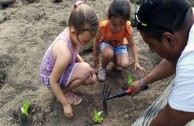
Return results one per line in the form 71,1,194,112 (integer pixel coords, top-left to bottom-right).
108,0,131,21
136,0,192,41
68,4,99,37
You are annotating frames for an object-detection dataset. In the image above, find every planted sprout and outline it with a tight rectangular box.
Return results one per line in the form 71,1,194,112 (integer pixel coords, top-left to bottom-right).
21,100,35,117
21,100,30,116
123,74,133,90
127,74,133,86
93,109,103,124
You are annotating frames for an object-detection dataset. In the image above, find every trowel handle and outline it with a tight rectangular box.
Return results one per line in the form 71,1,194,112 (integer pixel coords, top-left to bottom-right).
125,88,134,95
126,85,148,95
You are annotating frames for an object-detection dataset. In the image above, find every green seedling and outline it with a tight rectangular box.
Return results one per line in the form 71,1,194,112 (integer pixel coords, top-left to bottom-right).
122,74,133,90
93,109,103,124
21,100,35,117
127,74,133,86
21,100,30,116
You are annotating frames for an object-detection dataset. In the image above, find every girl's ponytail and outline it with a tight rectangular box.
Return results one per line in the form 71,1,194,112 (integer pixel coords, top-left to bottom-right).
74,0,83,9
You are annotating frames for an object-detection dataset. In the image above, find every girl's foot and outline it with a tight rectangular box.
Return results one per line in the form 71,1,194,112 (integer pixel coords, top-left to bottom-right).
98,67,106,81
56,92,82,106
64,92,82,106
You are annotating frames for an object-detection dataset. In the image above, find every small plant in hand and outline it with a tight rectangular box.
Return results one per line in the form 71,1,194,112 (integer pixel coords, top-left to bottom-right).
93,109,103,124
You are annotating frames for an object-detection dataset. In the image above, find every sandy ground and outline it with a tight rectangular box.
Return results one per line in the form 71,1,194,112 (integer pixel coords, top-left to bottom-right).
0,0,174,126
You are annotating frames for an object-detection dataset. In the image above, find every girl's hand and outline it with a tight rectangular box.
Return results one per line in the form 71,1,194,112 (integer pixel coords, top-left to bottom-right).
63,103,73,118
134,62,146,74
93,56,99,67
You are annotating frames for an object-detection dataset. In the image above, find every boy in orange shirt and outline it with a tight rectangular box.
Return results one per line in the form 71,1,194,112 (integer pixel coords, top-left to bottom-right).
93,0,145,81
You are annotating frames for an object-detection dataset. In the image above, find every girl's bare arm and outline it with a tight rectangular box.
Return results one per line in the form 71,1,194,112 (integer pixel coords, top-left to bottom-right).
127,36,138,64
93,31,102,66
76,54,84,62
93,31,102,58
50,39,72,106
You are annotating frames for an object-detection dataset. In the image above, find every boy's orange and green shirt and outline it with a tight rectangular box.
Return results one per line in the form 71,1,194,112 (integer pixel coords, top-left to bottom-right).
98,20,132,47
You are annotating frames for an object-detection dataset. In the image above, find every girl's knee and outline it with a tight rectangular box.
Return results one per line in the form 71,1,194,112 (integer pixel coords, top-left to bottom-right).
85,73,96,85
79,62,90,70
117,62,129,69
78,62,92,78
116,55,129,69
90,74,97,84
102,50,114,59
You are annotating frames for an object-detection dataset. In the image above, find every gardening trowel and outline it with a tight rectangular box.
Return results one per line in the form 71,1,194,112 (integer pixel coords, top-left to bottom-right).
103,84,148,114
105,87,134,100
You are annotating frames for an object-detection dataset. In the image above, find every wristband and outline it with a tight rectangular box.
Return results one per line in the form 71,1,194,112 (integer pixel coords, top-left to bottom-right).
138,79,147,90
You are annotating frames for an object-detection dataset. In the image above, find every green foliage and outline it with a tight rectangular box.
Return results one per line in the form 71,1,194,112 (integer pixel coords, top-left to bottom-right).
86,38,93,50
0,11,6,23
130,0,140,27
21,100,30,116
130,17,136,27
26,0,35,3
130,0,143,5
79,39,94,55
93,109,103,124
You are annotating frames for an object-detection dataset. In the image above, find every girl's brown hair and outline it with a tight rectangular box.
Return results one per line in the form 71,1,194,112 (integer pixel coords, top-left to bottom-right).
108,0,131,21
68,3,99,37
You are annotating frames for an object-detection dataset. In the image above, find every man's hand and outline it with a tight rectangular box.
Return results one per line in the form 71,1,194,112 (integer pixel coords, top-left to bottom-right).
129,80,142,95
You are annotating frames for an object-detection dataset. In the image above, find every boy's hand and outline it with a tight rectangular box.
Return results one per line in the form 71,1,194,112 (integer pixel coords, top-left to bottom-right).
93,56,99,66
134,62,146,74
63,103,73,118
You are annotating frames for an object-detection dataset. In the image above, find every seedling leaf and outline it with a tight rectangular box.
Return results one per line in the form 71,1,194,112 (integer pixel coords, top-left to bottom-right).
127,75,133,85
93,109,103,124
21,100,30,116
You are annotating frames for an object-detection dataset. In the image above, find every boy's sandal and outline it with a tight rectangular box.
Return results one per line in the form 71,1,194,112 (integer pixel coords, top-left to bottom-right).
64,92,82,106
